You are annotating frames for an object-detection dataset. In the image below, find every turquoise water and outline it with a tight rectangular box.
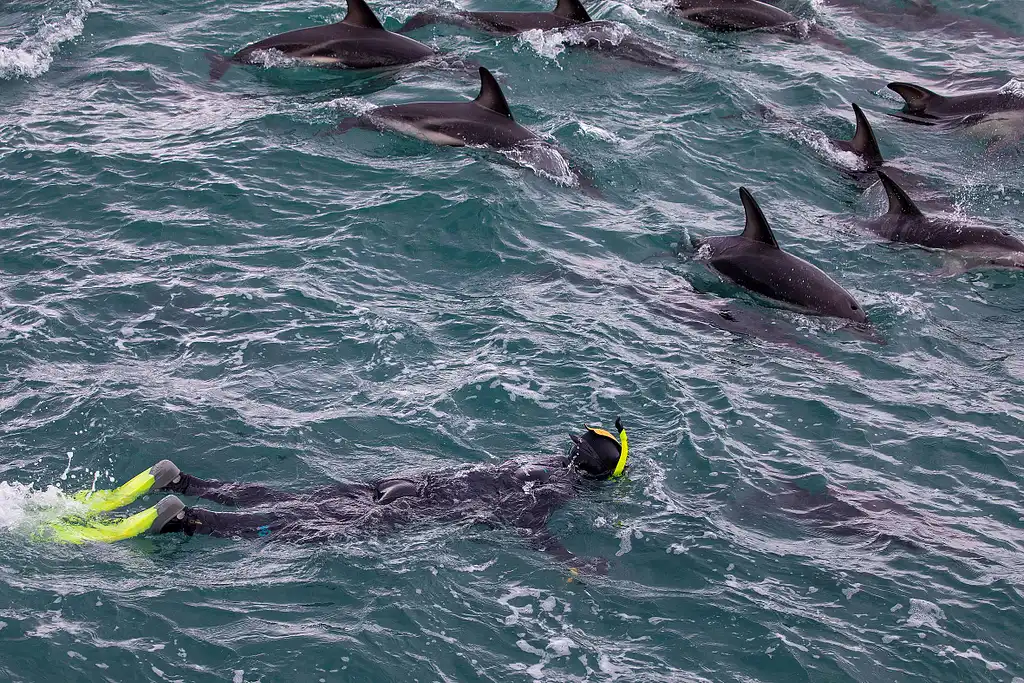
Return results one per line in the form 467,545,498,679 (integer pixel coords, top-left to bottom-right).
2,0,1024,680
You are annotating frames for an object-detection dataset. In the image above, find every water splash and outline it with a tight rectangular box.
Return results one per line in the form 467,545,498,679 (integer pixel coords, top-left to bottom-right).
0,0,95,80
997,78,1024,98
0,481,84,535
516,29,569,63
791,127,868,172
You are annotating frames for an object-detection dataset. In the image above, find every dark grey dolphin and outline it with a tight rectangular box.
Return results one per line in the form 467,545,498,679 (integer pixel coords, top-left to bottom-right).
813,0,1015,39
398,0,687,71
207,0,434,81
673,0,846,47
337,67,592,190
674,0,799,31
400,0,592,34
866,172,1024,268
694,188,868,322
887,81,1024,125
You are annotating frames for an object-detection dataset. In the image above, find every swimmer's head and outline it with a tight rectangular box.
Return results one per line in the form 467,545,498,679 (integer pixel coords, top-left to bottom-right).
569,417,629,479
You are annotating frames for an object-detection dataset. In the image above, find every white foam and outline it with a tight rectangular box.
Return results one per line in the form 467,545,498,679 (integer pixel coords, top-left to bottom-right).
905,598,945,630
938,645,1006,671
0,0,95,80
547,637,574,657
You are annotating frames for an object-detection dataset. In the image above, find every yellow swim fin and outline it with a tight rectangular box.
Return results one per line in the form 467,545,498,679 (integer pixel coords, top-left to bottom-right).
43,495,185,544
71,460,180,513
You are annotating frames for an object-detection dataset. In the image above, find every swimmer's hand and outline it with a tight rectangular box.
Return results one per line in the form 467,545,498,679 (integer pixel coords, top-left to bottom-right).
569,556,609,577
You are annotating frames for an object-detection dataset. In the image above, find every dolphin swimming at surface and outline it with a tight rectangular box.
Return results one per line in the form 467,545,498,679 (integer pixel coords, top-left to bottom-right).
400,0,592,34
887,81,1024,125
864,172,1024,270
810,0,1016,39
398,0,688,71
207,0,434,81
692,188,868,323
672,0,846,47
336,67,592,190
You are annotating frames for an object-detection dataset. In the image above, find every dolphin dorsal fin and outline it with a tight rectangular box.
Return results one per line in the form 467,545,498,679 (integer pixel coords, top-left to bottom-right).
343,0,385,30
877,171,924,217
552,0,592,22
738,188,779,249
474,67,514,119
887,82,940,113
849,103,884,168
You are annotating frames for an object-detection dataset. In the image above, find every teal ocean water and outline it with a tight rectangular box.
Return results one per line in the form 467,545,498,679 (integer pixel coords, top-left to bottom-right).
2,0,1024,680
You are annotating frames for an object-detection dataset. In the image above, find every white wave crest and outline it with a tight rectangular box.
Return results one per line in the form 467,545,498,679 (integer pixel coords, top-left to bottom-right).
0,0,95,80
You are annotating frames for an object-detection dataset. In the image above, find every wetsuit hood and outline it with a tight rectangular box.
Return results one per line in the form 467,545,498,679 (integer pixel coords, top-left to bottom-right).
569,418,628,479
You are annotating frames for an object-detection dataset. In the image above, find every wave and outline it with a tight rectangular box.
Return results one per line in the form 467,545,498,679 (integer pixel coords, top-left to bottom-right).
0,0,94,80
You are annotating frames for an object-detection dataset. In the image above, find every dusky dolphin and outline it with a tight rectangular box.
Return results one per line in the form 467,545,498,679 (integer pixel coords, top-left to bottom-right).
865,171,1024,269
336,67,593,190
400,0,592,34
398,0,687,71
674,0,798,31
812,0,1015,39
693,188,868,323
207,0,434,81
672,0,846,47
887,81,1024,125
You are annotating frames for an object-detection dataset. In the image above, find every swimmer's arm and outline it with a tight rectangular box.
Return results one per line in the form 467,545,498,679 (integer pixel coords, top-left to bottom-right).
529,529,576,562
528,528,609,575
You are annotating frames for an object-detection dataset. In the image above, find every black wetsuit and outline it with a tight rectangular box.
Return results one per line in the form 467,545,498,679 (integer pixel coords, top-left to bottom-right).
161,456,595,564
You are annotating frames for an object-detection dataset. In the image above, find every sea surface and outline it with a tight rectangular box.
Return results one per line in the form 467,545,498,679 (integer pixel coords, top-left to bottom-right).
2,0,1023,681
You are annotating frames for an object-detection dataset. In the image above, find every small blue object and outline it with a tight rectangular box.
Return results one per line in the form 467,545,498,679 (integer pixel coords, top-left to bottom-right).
257,525,271,537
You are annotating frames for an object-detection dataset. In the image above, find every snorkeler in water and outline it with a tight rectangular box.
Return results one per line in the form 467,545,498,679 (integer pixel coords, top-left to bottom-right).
43,419,629,570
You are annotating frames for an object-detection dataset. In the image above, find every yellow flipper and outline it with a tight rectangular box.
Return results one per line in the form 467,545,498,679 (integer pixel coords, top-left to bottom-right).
42,495,184,544
71,460,180,513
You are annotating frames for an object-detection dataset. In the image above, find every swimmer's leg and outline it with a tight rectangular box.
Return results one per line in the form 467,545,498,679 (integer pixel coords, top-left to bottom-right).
162,471,301,507
71,460,182,513
42,495,185,544
159,506,295,539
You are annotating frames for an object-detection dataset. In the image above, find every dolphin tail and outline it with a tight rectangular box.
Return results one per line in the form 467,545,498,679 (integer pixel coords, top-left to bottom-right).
887,82,940,113
206,51,233,82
